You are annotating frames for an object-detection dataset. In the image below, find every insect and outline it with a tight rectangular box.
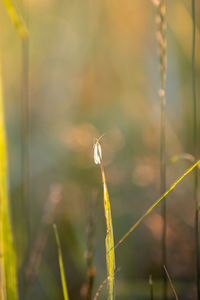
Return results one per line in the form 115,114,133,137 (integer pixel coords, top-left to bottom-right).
93,134,105,165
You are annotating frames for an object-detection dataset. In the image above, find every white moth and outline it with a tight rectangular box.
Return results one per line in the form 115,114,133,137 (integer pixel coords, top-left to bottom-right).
94,140,102,164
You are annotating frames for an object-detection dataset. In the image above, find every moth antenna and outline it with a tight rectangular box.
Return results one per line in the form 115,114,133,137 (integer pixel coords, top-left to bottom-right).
97,133,106,142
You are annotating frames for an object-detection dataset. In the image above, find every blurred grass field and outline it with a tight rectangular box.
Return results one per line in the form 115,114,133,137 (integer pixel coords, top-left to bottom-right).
0,0,200,299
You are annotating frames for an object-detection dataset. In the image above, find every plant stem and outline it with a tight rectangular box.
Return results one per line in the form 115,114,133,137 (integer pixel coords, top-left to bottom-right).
160,88,167,300
98,154,115,300
154,0,167,297
163,265,179,300
0,61,18,300
21,36,30,234
149,275,154,300
53,224,69,300
192,1,200,299
85,192,97,300
21,0,30,242
113,159,200,250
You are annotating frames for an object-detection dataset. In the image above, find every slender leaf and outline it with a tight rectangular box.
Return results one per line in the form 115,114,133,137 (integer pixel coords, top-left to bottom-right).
101,170,115,300
163,265,179,300
114,159,200,250
53,224,69,300
154,0,167,297
94,138,115,300
0,63,18,300
2,0,28,38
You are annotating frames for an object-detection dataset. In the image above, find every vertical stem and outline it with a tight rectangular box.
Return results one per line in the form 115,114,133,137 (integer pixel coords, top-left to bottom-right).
20,3,30,298
163,265,179,300
53,224,69,300
191,1,200,299
0,61,18,300
156,1,167,298
149,275,154,300
20,37,30,300
85,192,97,300
21,38,30,231
161,88,167,300
21,1,30,239
99,159,115,300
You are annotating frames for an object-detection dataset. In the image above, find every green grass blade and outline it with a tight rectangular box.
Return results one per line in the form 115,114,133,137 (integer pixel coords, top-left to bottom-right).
103,178,115,300
113,159,200,250
2,0,28,39
94,138,115,299
100,164,115,299
94,138,115,300
0,63,18,300
53,224,69,300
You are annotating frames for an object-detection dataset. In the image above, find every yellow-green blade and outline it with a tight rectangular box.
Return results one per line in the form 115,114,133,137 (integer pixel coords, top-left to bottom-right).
114,159,200,250
2,0,28,39
53,224,69,300
100,164,115,300
0,64,18,300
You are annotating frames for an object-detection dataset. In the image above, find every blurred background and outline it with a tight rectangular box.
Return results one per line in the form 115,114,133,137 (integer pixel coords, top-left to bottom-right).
0,0,200,299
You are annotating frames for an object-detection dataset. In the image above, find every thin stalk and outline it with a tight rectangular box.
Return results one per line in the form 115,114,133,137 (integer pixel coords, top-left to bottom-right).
25,185,62,287
20,4,30,298
93,269,119,300
160,4,167,300
93,277,109,300
21,36,30,239
94,138,115,300
112,159,200,251
2,0,28,39
149,275,154,300
85,192,97,300
163,265,179,300
3,0,30,239
99,162,115,300
191,0,200,298
0,61,18,300
154,1,167,298
53,224,69,300
93,276,109,300
2,1,29,298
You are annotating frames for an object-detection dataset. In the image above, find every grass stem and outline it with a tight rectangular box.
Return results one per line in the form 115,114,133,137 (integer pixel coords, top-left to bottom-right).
163,265,179,300
112,159,200,251
0,61,18,300
53,224,69,300
149,275,154,300
21,35,30,241
94,138,115,300
85,192,97,300
156,1,167,298
191,1,200,298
